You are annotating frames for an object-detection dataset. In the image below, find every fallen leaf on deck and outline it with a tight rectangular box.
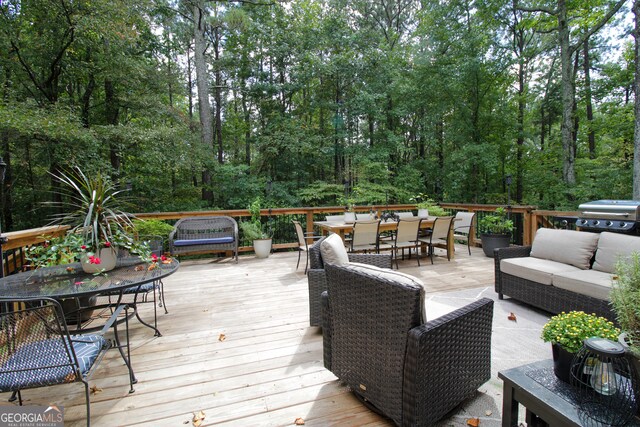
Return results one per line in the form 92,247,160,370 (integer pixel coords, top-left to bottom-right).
466,417,480,426
485,410,492,416
294,418,305,425
90,385,102,395
218,333,226,342
508,312,517,322
613,275,619,280
134,265,145,271
192,410,206,427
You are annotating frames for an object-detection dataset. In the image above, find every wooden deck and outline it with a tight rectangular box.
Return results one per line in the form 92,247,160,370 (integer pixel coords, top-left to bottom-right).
1,245,500,426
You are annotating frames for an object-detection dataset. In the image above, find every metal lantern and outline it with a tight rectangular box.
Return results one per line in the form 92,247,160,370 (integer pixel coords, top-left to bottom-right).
570,337,637,427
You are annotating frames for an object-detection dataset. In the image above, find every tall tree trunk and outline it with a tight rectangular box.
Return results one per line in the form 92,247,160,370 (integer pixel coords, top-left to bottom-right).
583,38,596,159
104,78,121,178
516,57,525,204
633,0,640,199
558,0,576,186
213,26,223,164
192,2,214,202
1,69,13,232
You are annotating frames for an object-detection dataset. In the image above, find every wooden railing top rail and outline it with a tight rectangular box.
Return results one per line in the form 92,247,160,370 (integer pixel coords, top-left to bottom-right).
3,225,69,251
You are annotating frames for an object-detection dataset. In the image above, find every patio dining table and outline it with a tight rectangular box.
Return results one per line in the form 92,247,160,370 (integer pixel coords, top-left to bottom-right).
0,256,179,334
313,217,458,260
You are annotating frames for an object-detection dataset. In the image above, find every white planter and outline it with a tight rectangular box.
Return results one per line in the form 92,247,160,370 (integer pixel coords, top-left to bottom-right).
418,209,429,218
81,247,117,273
253,238,272,259
344,212,356,223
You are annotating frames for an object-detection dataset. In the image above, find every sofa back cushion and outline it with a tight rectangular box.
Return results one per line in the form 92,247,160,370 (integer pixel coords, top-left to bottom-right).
593,232,640,273
320,233,349,266
530,228,599,269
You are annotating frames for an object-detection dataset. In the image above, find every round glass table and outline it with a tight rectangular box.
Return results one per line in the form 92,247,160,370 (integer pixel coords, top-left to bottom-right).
0,256,179,334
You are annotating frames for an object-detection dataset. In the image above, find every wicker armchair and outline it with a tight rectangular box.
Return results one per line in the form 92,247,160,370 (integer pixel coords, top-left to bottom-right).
307,236,392,327
322,264,494,426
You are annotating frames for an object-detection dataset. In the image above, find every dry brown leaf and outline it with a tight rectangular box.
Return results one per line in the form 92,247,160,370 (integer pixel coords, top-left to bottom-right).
192,410,206,427
466,417,480,427
134,265,145,271
613,275,619,280
90,385,103,395
507,312,517,322
294,418,305,425
218,333,226,342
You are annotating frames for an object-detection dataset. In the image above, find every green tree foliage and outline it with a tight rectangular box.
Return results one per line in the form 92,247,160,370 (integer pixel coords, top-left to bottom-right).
0,0,635,231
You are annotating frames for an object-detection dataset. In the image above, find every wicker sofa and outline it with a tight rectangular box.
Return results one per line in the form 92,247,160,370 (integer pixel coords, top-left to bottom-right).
495,229,640,320
169,216,238,262
321,263,494,426
307,235,392,327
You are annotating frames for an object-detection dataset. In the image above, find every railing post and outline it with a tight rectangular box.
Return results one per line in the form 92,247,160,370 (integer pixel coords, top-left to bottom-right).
523,210,532,246
306,209,315,244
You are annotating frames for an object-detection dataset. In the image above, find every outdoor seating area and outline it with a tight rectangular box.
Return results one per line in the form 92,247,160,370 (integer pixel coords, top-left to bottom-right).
0,244,557,426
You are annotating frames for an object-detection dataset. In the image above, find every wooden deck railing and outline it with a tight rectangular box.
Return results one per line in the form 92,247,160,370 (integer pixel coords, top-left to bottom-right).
0,204,585,275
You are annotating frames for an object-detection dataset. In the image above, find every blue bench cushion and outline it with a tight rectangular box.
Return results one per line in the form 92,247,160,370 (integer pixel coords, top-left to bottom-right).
0,334,107,390
173,237,235,246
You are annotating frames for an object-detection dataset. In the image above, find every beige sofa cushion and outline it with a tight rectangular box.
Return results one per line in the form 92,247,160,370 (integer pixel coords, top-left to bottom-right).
320,233,349,266
500,257,581,286
552,269,613,301
593,232,640,274
530,228,599,269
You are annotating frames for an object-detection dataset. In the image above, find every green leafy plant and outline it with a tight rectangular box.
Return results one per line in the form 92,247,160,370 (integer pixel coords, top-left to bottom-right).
240,197,272,240
478,207,514,234
48,167,134,251
541,311,620,354
410,193,447,216
610,252,640,357
25,233,85,268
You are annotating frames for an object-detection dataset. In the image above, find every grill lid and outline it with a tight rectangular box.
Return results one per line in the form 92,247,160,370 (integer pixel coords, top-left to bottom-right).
578,200,640,220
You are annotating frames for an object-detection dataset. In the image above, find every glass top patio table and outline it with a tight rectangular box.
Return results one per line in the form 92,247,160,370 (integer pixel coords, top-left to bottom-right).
0,256,179,300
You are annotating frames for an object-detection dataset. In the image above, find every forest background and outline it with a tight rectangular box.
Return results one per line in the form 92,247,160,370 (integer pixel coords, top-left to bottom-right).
0,0,638,232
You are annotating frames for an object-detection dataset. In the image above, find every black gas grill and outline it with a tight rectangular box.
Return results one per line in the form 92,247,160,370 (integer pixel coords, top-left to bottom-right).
577,200,640,234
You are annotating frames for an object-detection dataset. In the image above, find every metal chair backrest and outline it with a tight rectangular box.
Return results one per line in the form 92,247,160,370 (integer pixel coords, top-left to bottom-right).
351,220,380,248
395,217,422,243
454,212,475,234
431,216,454,241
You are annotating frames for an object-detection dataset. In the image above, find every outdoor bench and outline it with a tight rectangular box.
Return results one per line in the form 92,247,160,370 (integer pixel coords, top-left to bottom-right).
169,216,238,262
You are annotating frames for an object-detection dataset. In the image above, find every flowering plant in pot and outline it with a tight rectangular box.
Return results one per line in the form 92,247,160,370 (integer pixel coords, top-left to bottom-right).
541,311,620,383
47,167,148,272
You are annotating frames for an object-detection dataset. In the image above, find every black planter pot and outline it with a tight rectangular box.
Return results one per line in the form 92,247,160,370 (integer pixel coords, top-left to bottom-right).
480,233,511,258
552,343,581,383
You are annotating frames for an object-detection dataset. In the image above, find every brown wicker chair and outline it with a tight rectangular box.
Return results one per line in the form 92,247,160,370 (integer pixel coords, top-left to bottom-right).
169,216,238,262
307,236,392,327
321,264,494,426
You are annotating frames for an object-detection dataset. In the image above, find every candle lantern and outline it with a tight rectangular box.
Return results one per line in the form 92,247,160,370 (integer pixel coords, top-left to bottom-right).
570,337,637,426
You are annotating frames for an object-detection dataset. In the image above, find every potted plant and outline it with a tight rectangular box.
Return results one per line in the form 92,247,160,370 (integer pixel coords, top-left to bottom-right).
541,311,620,383
338,195,357,223
240,197,272,258
478,207,514,257
611,252,640,358
48,167,145,272
410,193,447,218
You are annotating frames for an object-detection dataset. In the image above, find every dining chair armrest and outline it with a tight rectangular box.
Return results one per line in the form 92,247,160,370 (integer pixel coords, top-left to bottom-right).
98,304,129,336
403,298,493,426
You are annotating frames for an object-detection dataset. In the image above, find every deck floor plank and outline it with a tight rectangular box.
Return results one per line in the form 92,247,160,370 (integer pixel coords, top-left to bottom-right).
0,246,496,426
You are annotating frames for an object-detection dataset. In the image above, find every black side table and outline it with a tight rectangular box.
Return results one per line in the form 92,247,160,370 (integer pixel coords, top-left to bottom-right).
499,359,640,427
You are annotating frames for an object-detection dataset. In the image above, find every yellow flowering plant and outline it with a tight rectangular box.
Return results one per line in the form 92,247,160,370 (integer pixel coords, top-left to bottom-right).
541,311,620,354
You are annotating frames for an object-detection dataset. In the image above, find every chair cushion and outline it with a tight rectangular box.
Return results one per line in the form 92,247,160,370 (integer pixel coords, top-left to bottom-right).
552,269,613,301
500,257,581,286
593,232,640,274
173,237,234,246
0,334,107,390
320,233,349,266
530,228,599,269
344,262,424,288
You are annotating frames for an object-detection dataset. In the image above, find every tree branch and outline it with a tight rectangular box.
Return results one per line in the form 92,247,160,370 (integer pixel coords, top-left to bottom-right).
569,0,628,55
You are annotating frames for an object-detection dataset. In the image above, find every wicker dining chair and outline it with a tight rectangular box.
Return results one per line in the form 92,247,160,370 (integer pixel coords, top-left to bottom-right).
0,297,135,427
322,263,494,426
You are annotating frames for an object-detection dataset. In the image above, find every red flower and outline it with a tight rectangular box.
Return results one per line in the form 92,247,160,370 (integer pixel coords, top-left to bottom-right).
151,254,159,262
88,255,101,265
81,245,87,250
161,255,167,261
104,241,111,247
